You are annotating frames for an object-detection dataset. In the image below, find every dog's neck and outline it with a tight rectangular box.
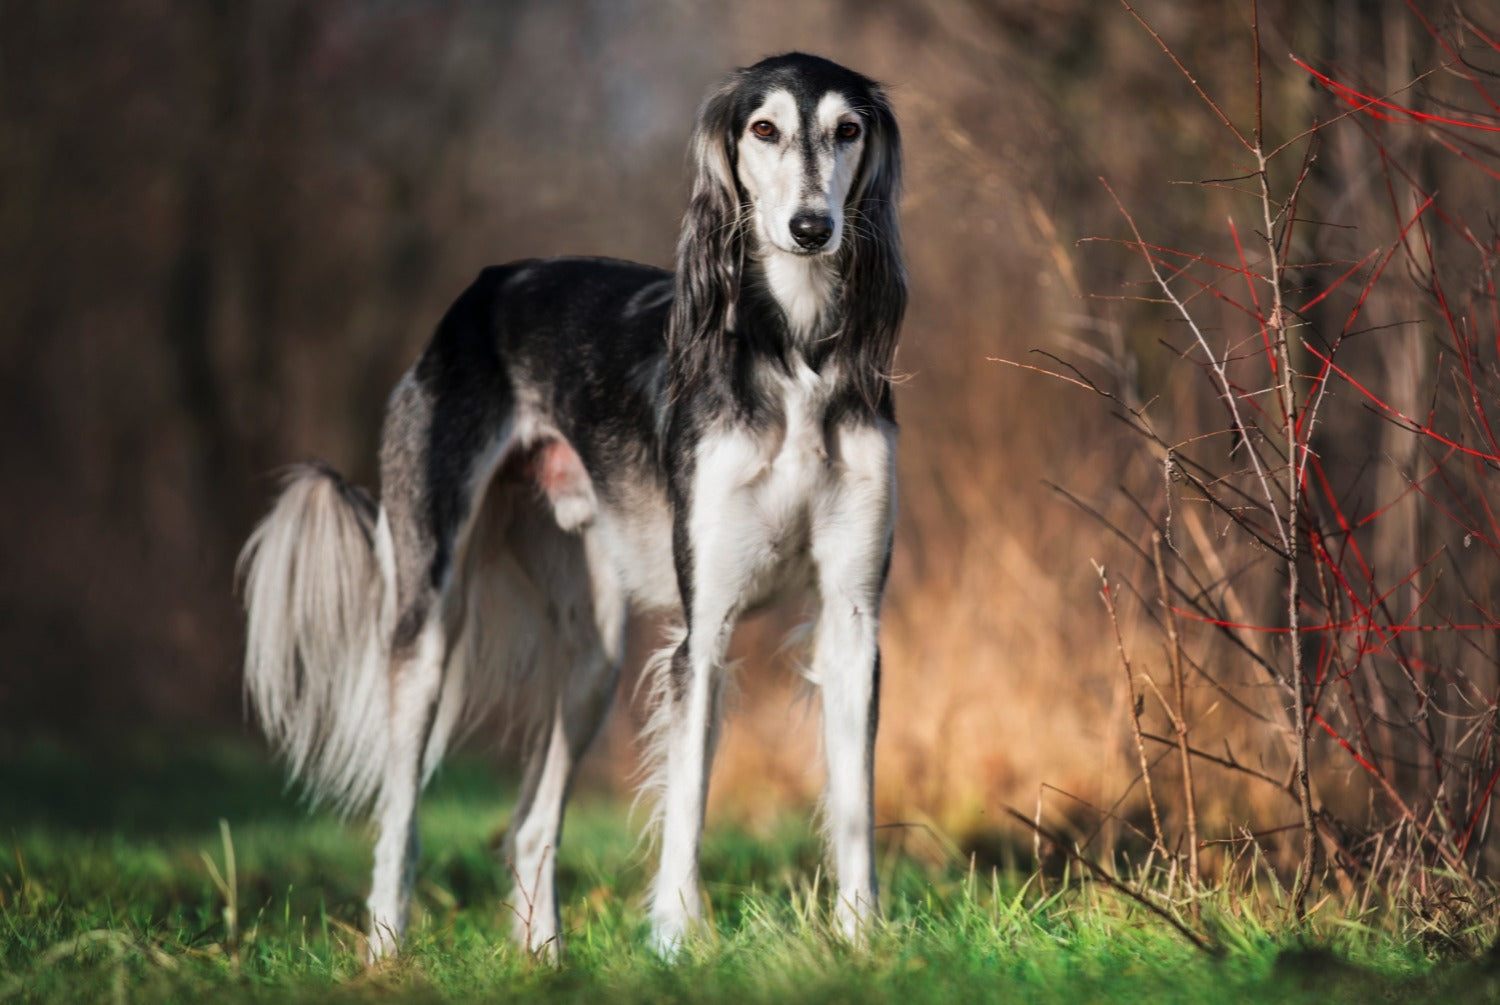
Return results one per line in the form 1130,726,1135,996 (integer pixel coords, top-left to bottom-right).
755,248,840,342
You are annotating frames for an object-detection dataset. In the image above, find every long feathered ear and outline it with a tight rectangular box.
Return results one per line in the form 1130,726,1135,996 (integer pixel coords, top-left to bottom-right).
669,76,743,394
840,82,907,414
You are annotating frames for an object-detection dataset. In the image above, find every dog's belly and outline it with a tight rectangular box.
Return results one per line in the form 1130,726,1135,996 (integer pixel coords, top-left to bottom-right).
591,486,681,614
583,450,826,622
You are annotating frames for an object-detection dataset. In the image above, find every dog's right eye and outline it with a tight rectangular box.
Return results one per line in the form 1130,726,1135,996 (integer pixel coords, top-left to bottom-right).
750,120,778,141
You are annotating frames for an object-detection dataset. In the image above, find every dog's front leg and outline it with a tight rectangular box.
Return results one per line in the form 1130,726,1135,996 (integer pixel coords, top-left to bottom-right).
647,434,760,957
810,418,896,943
646,625,728,957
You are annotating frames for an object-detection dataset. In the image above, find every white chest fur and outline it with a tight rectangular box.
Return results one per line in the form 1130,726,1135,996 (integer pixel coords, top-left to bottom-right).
762,253,838,340
688,360,845,615
754,359,834,521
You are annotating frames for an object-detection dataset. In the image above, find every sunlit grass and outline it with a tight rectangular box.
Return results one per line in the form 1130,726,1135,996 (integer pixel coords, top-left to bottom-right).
1,735,1495,1002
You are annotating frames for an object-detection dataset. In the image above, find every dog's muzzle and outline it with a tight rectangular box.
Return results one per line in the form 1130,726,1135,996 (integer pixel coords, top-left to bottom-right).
789,211,835,251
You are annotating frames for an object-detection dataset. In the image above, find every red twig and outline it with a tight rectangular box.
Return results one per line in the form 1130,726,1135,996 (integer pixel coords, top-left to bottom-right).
1292,56,1500,133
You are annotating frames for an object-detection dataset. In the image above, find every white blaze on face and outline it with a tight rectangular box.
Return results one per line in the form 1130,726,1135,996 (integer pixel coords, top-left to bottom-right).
811,91,864,248
736,88,866,257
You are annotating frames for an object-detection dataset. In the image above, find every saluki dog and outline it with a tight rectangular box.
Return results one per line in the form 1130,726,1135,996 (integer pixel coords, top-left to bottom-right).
239,52,905,960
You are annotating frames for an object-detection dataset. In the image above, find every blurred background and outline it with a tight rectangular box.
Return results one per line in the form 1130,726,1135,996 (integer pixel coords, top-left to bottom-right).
3,0,1494,859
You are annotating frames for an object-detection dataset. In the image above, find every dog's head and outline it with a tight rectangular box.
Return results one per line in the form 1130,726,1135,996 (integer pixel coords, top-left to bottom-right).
671,53,906,408
689,52,901,261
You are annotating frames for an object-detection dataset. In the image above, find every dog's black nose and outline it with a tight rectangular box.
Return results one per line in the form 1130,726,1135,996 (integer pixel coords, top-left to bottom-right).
789,212,834,250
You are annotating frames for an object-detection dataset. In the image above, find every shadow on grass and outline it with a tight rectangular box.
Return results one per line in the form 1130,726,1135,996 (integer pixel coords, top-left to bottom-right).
0,729,310,835
0,729,538,949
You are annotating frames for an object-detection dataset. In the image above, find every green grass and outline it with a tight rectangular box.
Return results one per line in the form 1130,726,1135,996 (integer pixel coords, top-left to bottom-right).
2,735,1497,1002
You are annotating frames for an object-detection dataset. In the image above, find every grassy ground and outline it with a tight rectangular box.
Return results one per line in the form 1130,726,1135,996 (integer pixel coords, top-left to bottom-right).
2,734,1498,1003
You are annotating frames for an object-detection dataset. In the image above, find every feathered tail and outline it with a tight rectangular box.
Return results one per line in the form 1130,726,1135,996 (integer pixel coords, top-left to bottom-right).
237,462,392,816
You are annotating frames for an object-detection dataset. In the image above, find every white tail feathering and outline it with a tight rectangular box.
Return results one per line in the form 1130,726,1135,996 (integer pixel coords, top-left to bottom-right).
237,464,390,816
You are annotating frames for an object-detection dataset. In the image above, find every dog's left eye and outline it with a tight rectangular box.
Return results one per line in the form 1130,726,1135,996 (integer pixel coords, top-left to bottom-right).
836,121,861,141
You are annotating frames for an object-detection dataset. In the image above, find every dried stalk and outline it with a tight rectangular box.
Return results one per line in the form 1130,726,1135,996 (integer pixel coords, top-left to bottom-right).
1097,561,1165,852
1152,534,1200,916
1004,808,1220,956
1251,0,1317,916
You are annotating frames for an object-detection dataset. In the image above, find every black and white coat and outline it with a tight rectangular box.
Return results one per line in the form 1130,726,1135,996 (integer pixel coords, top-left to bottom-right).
239,52,906,960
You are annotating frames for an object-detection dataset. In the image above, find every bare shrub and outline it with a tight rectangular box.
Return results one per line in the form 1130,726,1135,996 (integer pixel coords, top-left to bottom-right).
1029,1,1500,935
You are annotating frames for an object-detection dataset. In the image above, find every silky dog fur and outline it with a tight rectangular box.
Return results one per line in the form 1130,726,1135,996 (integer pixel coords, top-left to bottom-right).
239,52,905,959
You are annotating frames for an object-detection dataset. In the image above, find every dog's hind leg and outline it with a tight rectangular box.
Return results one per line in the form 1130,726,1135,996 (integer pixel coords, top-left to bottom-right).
500,521,625,959
502,651,619,957
366,607,447,959
365,358,513,959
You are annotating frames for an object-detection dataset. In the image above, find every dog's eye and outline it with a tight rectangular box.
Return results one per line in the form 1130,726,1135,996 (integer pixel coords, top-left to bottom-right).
750,120,778,141
836,121,861,141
